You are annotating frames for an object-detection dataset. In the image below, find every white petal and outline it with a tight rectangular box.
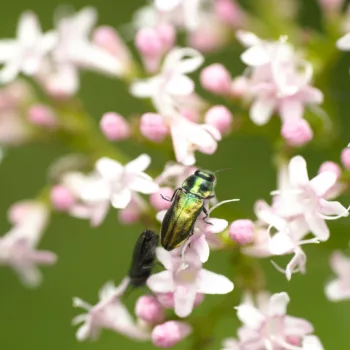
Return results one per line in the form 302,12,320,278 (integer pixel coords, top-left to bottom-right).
111,189,131,209
205,218,228,234
17,11,41,44
304,211,329,241
166,75,194,96
73,7,98,38
250,98,275,125
325,280,350,301
236,30,261,47
235,304,265,329
164,48,203,74
45,64,79,96
279,98,304,123
284,316,314,337
285,249,306,280
156,247,173,270
128,176,159,194
254,200,286,231
268,292,289,317
302,336,324,350
155,0,182,11
269,232,295,255
310,172,337,197
147,271,174,293
156,210,166,223
289,156,309,186
129,80,153,98
91,201,110,227
329,251,350,277
197,269,234,294
241,45,270,66
72,314,88,326
96,157,123,180
125,154,151,173
0,40,16,62
14,264,42,288
320,199,348,217
191,234,210,263
174,284,197,317
0,61,21,83
336,33,350,51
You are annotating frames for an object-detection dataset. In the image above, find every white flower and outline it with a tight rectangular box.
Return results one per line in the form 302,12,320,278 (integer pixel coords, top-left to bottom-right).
274,156,349,241
231,291,323,350
0,12,57,83
83,154,158,210
147,248,233,317
0,201,56,287
39,7,123,95
73,278,150,341
130,47,204,115
325,251,350,301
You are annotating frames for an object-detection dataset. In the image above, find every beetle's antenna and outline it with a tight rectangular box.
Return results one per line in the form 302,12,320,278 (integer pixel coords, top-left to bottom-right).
214,168,232,174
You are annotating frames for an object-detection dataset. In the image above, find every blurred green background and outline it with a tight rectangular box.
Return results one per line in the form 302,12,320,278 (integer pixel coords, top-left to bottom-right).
1,0,350,349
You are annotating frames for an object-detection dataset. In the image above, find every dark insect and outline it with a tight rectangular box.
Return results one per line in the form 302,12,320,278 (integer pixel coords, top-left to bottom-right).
128,229,159,287
160,169,216,251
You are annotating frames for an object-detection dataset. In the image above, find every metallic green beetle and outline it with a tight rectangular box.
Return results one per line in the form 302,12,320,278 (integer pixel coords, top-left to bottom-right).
160,169,216,251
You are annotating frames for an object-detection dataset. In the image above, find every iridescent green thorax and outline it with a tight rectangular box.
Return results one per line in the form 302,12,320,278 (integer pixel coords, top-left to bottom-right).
182,169,215,198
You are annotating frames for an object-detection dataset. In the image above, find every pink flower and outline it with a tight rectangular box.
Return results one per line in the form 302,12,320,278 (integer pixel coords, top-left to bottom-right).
0,11,57,83
140,112,169,142
72,278,150,341
130,47,204,115
229,219,254,245
204,105,233,135
341,147,350,170
325,251,350,301
147,248,233,317
50,184,76,211
150,187,174,211
152,321,192,348
231,291,322,349
0,201,56,287
281,119,313,147
28,104,57,129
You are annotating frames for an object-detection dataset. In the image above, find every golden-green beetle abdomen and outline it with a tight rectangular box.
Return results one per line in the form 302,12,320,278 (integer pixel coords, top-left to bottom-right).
160,189,203,251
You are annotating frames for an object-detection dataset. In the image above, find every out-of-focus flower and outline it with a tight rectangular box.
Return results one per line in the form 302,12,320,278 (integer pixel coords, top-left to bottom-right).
100,112,130,141
237,31,323,126
118,194,146,225
38,7,125,97
341,147,350,170
325,251,350,301
225,291,323,350
204,105,233,135
73,278,150,341
281,119,313,147
140,112,169,142
0,201,56,287
131,47,203,115
0,11,57,83
229,219,255,245
28,104,58,129
147,248,233,317
155,162,196,188
152,321,192,348
150,187,174,211
200,64,231,95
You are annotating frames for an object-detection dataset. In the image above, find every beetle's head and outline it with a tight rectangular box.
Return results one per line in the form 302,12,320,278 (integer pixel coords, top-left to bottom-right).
182,169,215,198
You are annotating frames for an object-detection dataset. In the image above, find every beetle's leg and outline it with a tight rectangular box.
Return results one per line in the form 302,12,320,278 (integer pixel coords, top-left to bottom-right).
202,206,213,225
206,194,215,199
161,188,179,202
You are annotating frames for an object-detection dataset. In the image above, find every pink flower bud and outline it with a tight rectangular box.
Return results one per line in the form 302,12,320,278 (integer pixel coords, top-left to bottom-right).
135,27,163,57
152,321,192,348
200,64,231,94
281,119,313,147
157,24,176,51
341,147,350,170
150,187,174,211
118,207,141,224
50,185,76,211
93,26,129,59
181,109,200,123
215,0,241,26
229,219,254,245
318,161,341,179
140,113,169,142
230,76,249,98
205,105,232,134
135,295,165,324
100,112,130,141
28,105,57,129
